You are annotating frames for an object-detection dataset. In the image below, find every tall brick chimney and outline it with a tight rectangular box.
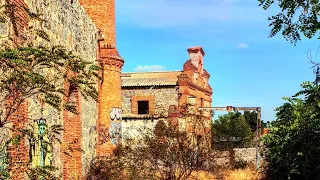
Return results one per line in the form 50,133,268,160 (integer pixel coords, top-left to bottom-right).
187,46,204,73
80,0,124,156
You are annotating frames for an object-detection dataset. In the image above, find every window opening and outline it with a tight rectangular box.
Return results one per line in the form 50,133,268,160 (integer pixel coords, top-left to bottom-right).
138,101,149,114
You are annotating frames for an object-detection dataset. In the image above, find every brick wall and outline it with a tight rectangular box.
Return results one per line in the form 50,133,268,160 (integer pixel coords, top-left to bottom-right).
5,0,29,46
2,1,30,179
131,95,155,115
80,0,124,156
178,47,213,136
96,55,123,156
2,0,100,178
6,101,29,180
79,0,116,47
61,85,82,179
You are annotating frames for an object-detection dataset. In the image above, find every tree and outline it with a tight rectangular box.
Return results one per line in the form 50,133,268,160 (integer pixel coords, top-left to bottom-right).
261,80,320,179
0,2,100,179
88,122,215,180
243,111,258,133
0,46,100,127
87,104,217,180
258,0,320,44
211,112,253,150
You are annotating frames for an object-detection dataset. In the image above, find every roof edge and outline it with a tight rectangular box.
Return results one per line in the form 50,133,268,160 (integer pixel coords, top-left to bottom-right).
121,70,182,74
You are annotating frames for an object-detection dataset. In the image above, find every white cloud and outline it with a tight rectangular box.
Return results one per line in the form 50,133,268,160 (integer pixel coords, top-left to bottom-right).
237,43,249,48
134,65,166,72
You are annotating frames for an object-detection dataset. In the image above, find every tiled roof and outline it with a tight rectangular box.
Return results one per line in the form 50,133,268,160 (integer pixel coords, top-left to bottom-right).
121,71,182,87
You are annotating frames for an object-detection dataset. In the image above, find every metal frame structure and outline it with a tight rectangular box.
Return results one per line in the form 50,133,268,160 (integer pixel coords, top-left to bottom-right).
199,106,262,169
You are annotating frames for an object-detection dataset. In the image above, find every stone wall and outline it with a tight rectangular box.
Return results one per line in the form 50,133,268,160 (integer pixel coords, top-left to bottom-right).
234,148,257,164
121,86,178,139
122,86,179,116
213,148,257,167
17,0,98,178
24,0,98,61
0,0,8,41
122,119,167,140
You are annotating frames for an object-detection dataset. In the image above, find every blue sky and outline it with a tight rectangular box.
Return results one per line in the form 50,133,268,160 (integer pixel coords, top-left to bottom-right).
115,0,319,121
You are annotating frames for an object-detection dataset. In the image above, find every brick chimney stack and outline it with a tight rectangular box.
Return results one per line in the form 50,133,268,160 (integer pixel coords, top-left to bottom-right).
187,46,204,72
80,0,124,156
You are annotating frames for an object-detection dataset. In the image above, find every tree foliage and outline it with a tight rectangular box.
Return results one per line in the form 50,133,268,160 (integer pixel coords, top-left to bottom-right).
243,111,258,132
212,112,253,150
261,81,320,179
0,1,100,126
0,45,101,127
0,1,100,179
258,0,320,44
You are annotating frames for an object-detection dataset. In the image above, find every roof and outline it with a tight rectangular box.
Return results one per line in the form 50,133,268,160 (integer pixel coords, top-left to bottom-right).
121,71,182,87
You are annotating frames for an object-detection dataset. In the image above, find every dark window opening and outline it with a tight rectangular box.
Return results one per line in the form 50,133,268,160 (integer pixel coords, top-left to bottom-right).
201,98,204,107
138,101,149,114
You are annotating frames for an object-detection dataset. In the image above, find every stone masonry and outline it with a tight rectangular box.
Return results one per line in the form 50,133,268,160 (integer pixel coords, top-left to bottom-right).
1,0,215,179
2,0,99,179
122,86,179,116
121,47,213,140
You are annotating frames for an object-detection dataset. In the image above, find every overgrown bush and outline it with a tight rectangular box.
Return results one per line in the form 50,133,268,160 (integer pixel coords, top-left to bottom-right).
87,118,217,180
212,112,253,150
261,81,320,179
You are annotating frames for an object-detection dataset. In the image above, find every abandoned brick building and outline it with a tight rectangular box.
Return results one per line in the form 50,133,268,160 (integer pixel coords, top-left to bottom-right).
121,46,213,138
1,0,123,179
0,0,213,179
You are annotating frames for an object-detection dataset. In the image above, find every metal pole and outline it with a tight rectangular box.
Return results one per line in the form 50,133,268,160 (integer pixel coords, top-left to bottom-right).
256,108,261,170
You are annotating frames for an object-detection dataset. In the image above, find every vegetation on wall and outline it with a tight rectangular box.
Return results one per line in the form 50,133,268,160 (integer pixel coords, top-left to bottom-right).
0,2,100,179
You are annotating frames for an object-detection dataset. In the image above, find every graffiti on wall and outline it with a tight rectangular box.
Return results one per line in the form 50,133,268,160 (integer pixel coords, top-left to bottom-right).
99,127,109,145
109,108,122,145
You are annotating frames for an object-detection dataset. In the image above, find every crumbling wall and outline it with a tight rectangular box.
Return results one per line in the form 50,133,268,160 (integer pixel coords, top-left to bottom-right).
122,86,178,116
213,148,257,167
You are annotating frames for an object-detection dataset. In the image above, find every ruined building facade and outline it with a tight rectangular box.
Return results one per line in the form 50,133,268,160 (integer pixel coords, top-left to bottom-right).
0,0,213,179
121,46,213,140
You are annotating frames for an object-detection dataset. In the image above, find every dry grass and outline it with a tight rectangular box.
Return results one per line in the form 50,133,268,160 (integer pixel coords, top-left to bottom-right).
116,167,261,180
187,167,261,180
223,167,261,180
188,170,217,180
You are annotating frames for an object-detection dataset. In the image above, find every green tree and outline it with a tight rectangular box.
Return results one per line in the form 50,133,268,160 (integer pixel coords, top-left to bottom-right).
273,102,295,126
243,111,258,132
261,81,320,179
212,112,253,150
258,0,320,44
0,1,101,128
